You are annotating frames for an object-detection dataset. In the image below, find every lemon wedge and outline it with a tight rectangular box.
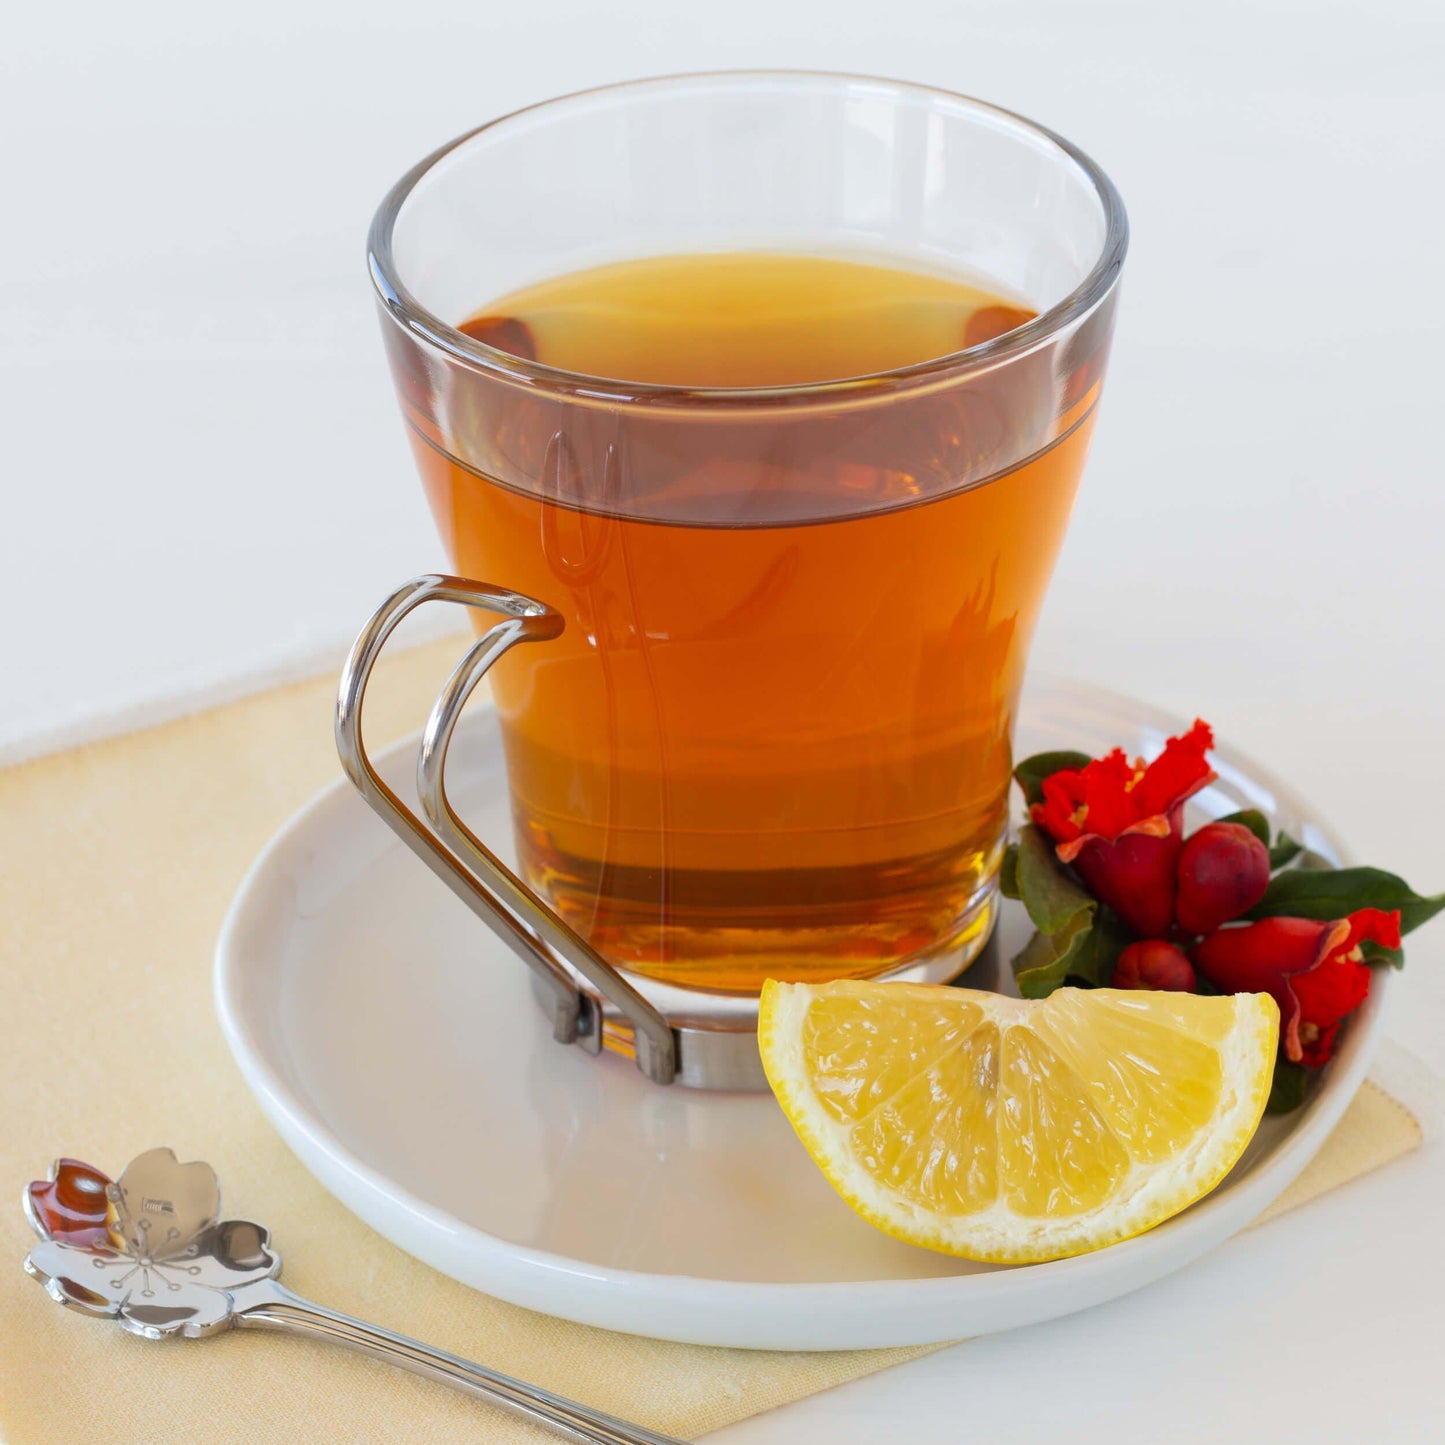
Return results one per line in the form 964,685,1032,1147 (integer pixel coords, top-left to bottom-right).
758,981,1278,1263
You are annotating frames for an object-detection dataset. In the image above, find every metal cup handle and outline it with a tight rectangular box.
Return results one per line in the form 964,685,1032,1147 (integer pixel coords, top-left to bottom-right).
335,574,678,1085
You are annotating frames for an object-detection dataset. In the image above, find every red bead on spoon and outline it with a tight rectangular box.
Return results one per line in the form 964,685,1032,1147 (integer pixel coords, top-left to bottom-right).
26,1158,113,1249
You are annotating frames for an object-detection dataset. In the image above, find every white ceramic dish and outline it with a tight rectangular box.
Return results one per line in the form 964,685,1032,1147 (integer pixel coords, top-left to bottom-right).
214,679,1388,1350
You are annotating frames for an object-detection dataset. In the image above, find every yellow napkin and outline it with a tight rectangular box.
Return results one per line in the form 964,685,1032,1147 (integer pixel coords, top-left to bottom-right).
0,640,1422,1443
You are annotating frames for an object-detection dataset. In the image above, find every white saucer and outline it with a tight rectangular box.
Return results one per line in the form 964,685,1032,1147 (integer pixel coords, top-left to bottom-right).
214,678,1388,1349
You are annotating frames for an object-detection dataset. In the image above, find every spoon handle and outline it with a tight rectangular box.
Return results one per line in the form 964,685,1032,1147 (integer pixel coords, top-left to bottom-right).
233,1280,683,1445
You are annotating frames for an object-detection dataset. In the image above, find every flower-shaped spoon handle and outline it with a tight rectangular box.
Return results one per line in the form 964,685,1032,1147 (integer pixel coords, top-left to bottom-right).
24,1151,681,1445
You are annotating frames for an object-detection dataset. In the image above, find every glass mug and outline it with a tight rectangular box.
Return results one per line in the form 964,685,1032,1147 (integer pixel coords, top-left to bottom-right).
368,72,1126,998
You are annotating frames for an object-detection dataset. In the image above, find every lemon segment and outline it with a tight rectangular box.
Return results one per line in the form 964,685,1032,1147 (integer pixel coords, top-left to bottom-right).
758,981,1278,1264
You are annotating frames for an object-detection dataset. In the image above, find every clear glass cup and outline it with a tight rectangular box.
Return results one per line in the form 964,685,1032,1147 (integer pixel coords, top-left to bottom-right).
369,72,1127,995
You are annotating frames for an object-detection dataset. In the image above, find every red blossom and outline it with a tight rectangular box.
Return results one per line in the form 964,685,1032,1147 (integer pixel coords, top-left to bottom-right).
1032,720,1216,859
1192,908,1400,1065
1030,722,1217,937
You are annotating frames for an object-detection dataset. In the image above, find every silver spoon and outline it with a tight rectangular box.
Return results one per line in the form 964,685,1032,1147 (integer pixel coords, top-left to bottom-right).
23,1147,683,1445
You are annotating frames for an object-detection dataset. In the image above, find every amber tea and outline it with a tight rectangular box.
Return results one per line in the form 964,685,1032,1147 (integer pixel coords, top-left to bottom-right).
405,252,1098,992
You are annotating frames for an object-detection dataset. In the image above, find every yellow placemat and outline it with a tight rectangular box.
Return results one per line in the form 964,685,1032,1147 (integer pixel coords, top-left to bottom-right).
0,641,1423,1443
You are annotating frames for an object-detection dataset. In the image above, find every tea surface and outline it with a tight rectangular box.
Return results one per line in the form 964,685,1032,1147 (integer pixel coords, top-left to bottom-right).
459,251,1033,387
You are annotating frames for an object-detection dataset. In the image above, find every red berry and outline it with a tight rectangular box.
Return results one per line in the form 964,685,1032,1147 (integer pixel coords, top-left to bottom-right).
1175,822,1271,935
1114,939,1196,992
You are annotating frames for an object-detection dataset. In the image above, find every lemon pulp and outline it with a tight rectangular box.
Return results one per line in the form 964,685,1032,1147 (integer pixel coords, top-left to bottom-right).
758,982,1278,1263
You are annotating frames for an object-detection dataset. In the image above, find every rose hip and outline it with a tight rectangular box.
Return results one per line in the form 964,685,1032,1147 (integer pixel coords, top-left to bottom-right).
1113,940,1196,992
1175,822,1271,935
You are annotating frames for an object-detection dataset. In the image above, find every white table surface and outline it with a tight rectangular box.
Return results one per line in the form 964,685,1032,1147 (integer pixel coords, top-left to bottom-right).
5,1,1443,1439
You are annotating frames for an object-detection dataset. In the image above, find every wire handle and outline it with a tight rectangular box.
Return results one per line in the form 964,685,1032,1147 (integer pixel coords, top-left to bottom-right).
334,575,677,1085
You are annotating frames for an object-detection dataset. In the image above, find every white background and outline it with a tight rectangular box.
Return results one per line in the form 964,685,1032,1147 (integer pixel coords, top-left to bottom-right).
4,1,1443,1440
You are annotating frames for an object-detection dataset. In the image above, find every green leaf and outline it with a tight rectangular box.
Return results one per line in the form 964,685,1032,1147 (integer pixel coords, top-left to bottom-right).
1068,911,1134,988
1012,912,1093,998
1012,750,1093,808
1000,843,1021,900
1246,866,1445,936
1268,832,1304,870
1265,1057,1310,1114
1015,824,1095,935
1217,809,1270,847
1012,917,1081,998
1012,910,1131,999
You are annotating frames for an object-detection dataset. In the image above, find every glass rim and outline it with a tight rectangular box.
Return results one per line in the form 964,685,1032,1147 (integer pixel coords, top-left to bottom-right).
367,70,1129,409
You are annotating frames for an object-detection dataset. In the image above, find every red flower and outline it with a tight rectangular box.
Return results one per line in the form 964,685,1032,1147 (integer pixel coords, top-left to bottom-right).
1031,721,1217,937
1192,908,1400,1065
